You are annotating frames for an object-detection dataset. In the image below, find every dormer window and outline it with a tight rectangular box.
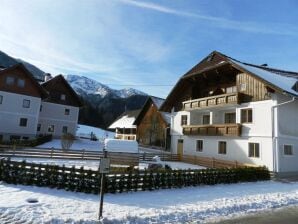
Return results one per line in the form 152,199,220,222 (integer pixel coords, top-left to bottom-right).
6,76,14,85
61,94,66,100
65,108,70,115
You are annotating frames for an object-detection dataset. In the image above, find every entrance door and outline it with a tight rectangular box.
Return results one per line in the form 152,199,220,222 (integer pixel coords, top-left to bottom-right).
177,139,184,159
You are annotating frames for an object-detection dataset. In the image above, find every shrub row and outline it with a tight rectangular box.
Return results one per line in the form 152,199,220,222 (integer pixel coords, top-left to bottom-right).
0,159,270,194
0,135,52,147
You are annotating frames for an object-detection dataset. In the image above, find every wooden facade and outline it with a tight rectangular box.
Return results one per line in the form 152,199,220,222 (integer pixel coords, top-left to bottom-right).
42,75,83,107
0,64,47,98
134,97,170,149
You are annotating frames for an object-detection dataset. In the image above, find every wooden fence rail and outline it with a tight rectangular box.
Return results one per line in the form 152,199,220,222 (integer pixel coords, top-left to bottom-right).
181,155,257,169
0,146,179,166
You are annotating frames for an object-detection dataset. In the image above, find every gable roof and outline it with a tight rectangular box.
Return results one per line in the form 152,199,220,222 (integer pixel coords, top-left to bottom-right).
0,63,48,98
160,51,298,111
42,75,83,107
134,96,170,125
108,109,141,129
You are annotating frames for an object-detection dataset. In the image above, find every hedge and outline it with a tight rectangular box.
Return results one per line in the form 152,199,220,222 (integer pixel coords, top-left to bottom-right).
0,159,270,194
0,135,52,147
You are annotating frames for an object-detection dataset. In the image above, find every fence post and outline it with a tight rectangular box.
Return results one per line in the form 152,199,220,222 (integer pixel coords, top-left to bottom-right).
212,157,215,168
143,152,146,161
13,144,16,155
82,149,85,159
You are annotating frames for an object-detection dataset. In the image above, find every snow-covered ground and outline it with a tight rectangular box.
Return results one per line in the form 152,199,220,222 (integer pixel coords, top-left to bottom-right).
38,138,104,151
1,180,298,223
10,157,204,170
76,124,115,140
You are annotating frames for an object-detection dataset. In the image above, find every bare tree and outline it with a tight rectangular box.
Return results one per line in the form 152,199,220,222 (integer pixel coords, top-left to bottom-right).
61,133,75,150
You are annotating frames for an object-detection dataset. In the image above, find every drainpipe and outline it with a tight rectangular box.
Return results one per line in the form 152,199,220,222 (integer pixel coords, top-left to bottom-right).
271,95,296,173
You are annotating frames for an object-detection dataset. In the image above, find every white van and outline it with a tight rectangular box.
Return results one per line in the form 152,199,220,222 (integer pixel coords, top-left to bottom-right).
104,139,139,153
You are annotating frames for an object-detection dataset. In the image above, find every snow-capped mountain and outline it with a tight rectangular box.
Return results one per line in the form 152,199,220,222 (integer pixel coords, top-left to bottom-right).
65,74,147,98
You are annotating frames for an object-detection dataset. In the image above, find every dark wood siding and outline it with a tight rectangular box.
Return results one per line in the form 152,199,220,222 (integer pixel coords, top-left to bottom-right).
137,103,168,147
236,73,271,102
0,67,42,98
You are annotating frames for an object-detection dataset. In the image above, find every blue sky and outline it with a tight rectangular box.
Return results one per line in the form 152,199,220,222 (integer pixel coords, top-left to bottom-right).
0,0,298,98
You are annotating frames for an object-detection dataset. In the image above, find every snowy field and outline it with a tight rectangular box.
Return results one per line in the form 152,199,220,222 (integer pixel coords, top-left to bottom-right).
10,157,205,170
76,124,115,140
1,180,298,223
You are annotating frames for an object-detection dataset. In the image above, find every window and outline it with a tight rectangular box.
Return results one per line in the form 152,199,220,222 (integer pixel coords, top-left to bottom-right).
202,115,210,125
0,135,3,141
225,112,236,124
62,126,68,134
284,145,293,156
22,137,29,140
240,83,247,91
40,105,42,112
48,125,55,133
17,79,25,88
218,141,227,154
6,76,14,85
0,95,2,104
37,124,41,132
181,115,188,126
19,118,28,127
248,143,260,158
196,140,203,152
241,109,252,123
23,99,30,108
65,108,70,115
61,94,66,100
226,86,237,94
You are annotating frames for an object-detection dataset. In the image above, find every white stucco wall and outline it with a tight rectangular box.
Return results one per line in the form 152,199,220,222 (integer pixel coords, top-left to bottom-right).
170,100,275,170
274,93,298,172
0,91,41,140
38,102,79,138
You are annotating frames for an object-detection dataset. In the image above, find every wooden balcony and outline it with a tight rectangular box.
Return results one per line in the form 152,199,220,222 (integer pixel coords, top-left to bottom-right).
183,92,241,111
183,123,242,137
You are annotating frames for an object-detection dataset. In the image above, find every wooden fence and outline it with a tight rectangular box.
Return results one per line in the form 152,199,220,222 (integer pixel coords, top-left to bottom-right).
0,146,179,166
181,154,257,169
0,158,270,194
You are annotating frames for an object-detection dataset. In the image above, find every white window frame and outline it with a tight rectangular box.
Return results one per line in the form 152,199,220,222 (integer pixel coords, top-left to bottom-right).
48,125,55,133
248,142,260,158
23,99,30,108
196,139,203,152
218,141,227,155
65,108,70,115
283,144,294,156
19,118,28,127
62,126,68,134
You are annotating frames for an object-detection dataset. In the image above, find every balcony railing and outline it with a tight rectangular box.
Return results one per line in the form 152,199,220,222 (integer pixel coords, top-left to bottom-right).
182,123,242,137
183,92,241,111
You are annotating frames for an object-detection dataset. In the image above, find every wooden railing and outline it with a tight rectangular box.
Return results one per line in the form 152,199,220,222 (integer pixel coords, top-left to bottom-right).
183,92,241,110
183,123,242,136
0,147,179,165
181,154,257,169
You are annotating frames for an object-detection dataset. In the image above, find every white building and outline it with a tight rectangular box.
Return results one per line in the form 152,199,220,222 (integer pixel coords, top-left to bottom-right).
108,109,141,140
38,75,83,138
160,51,298,175
0,64,82,141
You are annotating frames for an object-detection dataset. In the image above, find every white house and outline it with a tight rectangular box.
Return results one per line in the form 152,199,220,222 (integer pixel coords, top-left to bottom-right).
0,64,48,141
38,75,83,138
0,64,82,141
160,51,298,175
108,109,141,140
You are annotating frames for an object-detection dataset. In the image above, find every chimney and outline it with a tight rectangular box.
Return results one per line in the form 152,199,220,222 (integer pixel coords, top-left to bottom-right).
44,73,52,82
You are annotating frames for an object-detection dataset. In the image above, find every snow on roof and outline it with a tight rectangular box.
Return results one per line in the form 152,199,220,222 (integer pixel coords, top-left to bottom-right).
231,59,298,97
108,115,136,129
161,112,171,124
151,96,165,109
